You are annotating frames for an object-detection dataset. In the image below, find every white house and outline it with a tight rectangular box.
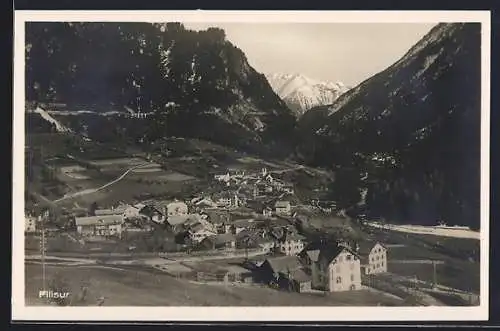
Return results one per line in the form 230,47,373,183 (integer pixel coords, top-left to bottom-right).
215,193,241,209
25,215,37,233
256,237,275,253
274,201,291,216
262,207,273,217
166,201,188,217
188,223,217,243
357,241,388,275
94,203,140,220
214,172,231,183
275,233,306,256
75,215,124,238
230,218,259,235
310,244,362,292
123,204,143,219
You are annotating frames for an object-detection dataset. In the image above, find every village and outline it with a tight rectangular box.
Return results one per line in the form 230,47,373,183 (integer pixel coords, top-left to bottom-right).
24,166,397,296
24,163,481,307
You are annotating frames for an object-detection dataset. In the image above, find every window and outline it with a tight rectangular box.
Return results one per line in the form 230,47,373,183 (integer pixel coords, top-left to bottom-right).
381,261,384,267
346,254,352,261
336,276,342,284
376,264,380,268
350,274,355,281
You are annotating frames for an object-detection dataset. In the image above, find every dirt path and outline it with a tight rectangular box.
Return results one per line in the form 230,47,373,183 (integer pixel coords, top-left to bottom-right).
268,165,305,174
52,162,151,203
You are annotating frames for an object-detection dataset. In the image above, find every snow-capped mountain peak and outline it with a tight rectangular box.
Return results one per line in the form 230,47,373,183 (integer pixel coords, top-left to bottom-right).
265,73,350,116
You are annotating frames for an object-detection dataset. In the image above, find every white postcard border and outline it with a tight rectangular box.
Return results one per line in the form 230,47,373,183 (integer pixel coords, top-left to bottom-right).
12,10,491,322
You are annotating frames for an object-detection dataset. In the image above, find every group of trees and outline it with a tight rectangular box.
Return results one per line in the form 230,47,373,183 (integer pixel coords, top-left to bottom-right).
26,22,296,156
26,22,234,112
295,24,481,228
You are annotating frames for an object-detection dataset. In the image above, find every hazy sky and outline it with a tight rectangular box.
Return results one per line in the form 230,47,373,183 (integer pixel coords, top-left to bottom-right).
184,23,437,87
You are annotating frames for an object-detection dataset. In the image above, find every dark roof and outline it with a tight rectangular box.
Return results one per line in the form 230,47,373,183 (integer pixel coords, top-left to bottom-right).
275,201,291,208
189,222,206,233
139,205,164,217
270,217,292,227
264,256,303,274
256,236,275,245
204,210,230,224
290,268,311,283
205,233,236,245
318,245,346,265
235,229,252,240
357,241,386,255
232,218,262,228
249,258,266,267
311,241,359,265
270,227,284,240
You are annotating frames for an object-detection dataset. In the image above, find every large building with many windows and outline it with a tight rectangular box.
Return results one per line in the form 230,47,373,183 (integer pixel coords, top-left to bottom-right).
75,215,124,238
358,241,388,275
309,244,362,292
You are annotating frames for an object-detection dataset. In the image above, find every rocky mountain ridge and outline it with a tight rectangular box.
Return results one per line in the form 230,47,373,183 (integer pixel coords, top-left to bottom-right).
266,73,349,116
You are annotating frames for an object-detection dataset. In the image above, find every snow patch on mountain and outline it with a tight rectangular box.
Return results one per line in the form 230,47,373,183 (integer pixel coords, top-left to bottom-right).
265,73,349,116
30,106,72,133
159,41,175,78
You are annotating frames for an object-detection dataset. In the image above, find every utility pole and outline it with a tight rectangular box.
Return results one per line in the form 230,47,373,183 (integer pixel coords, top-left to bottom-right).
40,214,47,295
432,260,438,289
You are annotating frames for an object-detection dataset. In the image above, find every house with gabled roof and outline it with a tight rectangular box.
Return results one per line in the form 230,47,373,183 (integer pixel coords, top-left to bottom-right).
188,222,217,243
259,255,312,292
255,236,275,254
25,214,38,233
139,204,165,224
298,243,321,271
75,215,124,238
356,241,388,275
274,200,292,216
200,233,237,251
310,243,362,292
275,232,306,256
166,200,188,217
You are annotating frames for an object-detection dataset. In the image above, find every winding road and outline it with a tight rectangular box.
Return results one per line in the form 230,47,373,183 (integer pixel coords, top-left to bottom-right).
268,165,305,175
52,162,151,204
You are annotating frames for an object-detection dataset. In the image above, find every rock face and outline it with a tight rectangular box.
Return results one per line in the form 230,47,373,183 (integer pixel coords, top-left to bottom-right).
297,23,482,229
266,73,349,117
25,22,297,156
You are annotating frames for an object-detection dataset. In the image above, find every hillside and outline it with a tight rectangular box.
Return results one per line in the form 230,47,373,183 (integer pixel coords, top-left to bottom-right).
266,73,349,116
297,23,481,229
25,22,297,157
